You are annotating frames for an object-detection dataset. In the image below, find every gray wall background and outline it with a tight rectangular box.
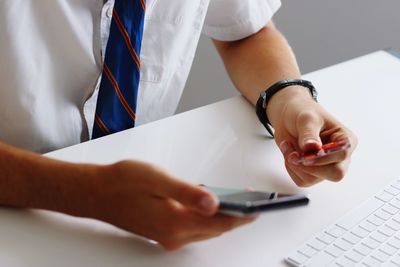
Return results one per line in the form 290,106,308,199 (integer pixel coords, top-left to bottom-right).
177,0,400,113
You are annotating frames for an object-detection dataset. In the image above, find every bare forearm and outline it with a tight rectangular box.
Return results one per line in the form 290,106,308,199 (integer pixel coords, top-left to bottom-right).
213,22,312,127
0,142,100,217
214,22,358,190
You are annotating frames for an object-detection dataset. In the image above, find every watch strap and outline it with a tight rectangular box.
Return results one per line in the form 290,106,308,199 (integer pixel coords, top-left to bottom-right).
255,79,318,137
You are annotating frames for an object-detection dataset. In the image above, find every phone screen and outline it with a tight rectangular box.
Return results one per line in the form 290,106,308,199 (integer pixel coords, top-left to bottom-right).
202,186,309,216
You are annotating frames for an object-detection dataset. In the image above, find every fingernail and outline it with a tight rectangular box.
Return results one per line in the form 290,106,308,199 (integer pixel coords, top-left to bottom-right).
304,138,319,146
279,141,290,154
199,195,217,212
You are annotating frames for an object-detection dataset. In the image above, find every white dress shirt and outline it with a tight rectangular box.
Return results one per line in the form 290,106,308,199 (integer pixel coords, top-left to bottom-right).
0,0,281,153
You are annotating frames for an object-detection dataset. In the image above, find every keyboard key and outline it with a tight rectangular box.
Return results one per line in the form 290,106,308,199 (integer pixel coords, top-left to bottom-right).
286,251,308,265
379,243,397,256
393,214,400,223
383,204,399,215
304,251,335,267
360,221,378,232
376,192,394,202
353,243,373,256
368,214,386,226
389,198,400,209
390,255,400,265
334,239,353,251
375,209,392,221
386,220,400,231
327,225,346,238
344,250,364,263
308,238,327,251
362,237,381,249
379,226,396,237
362,256,383,267
325,245,345,257
370,231,389,243
371,250,391,263
388,236,400,249
385,186,400,196
337,198,385,230
381,261,400,267
342,233,361,245
299,245,318,258
335,256,356,267
317,233,336,245
351,226,369,238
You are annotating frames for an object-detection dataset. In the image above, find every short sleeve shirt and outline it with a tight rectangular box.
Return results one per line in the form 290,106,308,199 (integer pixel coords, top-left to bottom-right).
0,0,281,153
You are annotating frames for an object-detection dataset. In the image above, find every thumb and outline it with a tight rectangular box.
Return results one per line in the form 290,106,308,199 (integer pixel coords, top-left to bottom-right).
296,112,323,151
155,175,219,216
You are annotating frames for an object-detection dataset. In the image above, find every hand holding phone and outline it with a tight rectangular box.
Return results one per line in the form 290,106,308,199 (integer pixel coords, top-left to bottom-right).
201,185,309,217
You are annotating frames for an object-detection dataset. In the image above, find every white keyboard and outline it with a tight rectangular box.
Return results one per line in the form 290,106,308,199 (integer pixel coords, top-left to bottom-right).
285,178,400,267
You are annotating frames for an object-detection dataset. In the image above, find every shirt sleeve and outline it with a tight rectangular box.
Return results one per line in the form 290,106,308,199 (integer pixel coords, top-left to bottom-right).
202,0,281,41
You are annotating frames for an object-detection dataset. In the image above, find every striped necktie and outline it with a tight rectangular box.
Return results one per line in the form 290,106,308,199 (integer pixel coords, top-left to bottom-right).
92,0,146,139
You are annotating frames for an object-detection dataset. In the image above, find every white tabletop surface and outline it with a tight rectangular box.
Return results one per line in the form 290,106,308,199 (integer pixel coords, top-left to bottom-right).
2,51,400,266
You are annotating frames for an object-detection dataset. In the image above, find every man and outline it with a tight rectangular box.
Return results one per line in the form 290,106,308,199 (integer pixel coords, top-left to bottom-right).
0,0,356,250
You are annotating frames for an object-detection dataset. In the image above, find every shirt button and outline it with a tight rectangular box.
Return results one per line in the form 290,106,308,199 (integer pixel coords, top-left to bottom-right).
106,7,113,18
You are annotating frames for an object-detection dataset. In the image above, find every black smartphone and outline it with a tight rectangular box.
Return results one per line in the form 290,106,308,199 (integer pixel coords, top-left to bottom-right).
202,185,309,217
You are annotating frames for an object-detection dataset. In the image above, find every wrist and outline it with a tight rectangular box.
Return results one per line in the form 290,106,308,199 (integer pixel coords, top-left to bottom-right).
30,160,103,220
74,163,111,220
0,143,103,219
266,85,315,128
255,80,318,136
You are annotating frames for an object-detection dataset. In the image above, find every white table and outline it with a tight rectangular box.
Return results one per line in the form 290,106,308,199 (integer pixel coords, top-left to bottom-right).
1,51,400,267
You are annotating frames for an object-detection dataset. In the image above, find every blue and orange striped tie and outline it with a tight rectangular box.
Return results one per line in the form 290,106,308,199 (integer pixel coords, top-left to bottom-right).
92,0,146,139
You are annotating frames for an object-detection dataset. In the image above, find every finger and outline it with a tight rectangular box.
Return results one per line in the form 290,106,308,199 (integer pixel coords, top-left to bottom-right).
299,160,350,183
191,212,257,234
302,148,351,167
285,161,319,187
296,112,323,151
151,171,219,216
166,223,256,251
302,135,354,167
320,126,358,152
280,142,311,185
279,140,298,160
280,141,305,167
333,133,358,153
280,142,323,186
176,215,256,246
286,164,306,187
159,209,256,250
286,162,322,187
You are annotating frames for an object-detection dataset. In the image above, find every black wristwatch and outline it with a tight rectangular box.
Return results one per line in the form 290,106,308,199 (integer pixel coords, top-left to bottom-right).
255,79,318,137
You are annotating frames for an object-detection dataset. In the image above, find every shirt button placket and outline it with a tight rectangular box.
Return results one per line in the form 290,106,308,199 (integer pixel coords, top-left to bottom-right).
106,7,112,18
